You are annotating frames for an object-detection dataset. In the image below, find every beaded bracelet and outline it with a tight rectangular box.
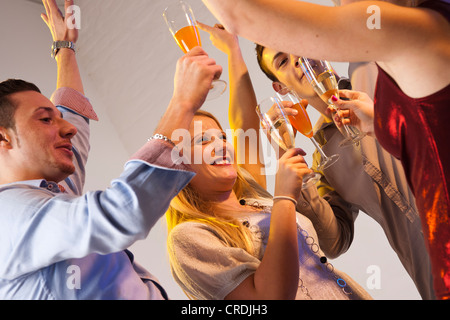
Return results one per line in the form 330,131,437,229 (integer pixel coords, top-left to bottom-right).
273,196,298,206
148,134,176,147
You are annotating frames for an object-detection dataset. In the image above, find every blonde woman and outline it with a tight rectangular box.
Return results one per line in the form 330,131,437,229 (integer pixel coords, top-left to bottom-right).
166,110,371,300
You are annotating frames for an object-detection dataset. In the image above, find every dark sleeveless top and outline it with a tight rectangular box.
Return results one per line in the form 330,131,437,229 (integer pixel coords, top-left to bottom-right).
373,0,450,299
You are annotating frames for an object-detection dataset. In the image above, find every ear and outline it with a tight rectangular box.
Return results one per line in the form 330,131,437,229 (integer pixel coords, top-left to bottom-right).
272,81,285,93
0,128,12,149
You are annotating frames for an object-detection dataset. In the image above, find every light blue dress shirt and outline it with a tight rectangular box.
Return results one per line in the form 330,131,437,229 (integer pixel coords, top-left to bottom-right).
0,90,194,299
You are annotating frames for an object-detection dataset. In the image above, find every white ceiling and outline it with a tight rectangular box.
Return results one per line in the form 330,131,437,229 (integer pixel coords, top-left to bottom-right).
22,0,342,156
23,0,245,155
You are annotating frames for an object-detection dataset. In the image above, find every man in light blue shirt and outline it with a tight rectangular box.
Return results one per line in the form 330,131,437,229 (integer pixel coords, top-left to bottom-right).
0,0,222,299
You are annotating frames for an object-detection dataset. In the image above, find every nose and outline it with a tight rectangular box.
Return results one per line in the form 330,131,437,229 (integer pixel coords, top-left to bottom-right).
212,138,227,157
60,118,77,139
291,54,301,68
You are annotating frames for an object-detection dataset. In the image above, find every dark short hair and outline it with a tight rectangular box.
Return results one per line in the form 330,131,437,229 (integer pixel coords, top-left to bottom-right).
0,79,41,129
255,43,279,83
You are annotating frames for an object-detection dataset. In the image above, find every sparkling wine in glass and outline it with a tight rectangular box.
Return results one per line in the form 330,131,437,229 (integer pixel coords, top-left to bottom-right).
163,0,227,100
256,96,321,188
299,58,366,147
276,87,339,170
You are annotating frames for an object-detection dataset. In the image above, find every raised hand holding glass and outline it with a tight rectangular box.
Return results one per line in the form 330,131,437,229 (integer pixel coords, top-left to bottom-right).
299,58,366,147
256,96,321,189
276,87,339,170
163,0,227,100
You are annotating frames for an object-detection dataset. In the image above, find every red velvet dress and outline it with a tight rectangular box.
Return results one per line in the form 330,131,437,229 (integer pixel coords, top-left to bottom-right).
373,1,450,300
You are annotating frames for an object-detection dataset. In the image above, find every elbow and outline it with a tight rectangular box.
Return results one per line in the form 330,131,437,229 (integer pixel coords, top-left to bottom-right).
257,273,299,300
252,287,298,300
322,249,340,260
271,287,298,300
321,239,350,259
202,1,241,35
222,22,239,37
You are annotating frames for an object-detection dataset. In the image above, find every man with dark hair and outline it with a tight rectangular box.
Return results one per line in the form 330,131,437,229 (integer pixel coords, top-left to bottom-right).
0,0,221,299
252,41,434,299
0,79,41,130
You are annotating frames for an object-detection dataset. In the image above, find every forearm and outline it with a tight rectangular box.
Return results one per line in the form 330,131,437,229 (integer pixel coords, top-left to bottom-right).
203,0,352,60
154,46,221,141
0,159,194,279
252,200,299,299
227,45,258,132
202,0,433,63
153,98,195,143
226,201,299,300
55,48,84,95
297,186,356,258
227,44,266,187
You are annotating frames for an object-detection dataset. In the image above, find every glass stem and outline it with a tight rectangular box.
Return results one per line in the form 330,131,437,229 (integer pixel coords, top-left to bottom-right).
310,137,328,160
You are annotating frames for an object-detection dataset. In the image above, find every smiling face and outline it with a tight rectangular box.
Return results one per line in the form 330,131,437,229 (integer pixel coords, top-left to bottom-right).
0,91,78,183
186,114,238,198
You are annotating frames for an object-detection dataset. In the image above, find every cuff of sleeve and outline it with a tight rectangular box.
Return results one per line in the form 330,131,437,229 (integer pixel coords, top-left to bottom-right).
297,184,318,209
129,139,193,172
296,185,325,229
51,87,99,121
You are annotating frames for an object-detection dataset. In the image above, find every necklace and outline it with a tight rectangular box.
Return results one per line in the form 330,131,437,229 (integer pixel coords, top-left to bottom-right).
296,220,353,299
239,199,271,212
239,198,353,299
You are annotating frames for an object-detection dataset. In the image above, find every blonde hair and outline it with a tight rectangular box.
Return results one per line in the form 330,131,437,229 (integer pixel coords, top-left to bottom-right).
166,110,272,256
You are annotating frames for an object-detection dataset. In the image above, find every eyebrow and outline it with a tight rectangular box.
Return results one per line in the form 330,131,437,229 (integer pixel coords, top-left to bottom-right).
271,52,285,68
34,106,63,118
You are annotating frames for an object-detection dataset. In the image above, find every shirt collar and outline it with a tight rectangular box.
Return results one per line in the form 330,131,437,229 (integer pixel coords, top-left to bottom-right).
0,179,66,193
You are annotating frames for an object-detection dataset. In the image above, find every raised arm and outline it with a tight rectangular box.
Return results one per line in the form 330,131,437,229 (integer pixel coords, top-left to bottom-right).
42,0,83,94
154,46,223,142
198,22,266,188
202,0,450,97
41,0,96,194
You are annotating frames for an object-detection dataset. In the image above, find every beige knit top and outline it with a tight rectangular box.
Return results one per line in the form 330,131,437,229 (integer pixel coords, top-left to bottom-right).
168,198,372,300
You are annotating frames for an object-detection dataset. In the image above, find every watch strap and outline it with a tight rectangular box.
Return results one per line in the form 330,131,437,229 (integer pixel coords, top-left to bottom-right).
51,41,75,59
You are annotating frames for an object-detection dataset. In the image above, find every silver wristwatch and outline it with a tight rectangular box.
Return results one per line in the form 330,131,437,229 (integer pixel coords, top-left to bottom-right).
51,41,75,59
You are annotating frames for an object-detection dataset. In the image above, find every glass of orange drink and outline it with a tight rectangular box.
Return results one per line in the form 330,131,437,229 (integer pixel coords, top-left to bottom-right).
163,1,227,100
298,58,366,147
256,96,321,189
276,87,340,171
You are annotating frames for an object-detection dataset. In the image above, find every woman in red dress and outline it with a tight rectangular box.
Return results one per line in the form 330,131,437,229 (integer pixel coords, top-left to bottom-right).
202,0,450,299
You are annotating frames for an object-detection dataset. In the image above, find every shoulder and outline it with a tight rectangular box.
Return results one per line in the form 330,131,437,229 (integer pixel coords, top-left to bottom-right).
168,221,222,247
51,87,98,121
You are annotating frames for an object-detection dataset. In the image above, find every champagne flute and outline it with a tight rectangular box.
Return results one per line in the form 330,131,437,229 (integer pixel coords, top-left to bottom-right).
276,87,339,170
299,58,366,147
256,96,321,189
163,0,227,100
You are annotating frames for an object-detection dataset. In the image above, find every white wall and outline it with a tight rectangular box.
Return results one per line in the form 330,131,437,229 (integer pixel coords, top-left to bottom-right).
0,0,130,186
0,0,421,300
